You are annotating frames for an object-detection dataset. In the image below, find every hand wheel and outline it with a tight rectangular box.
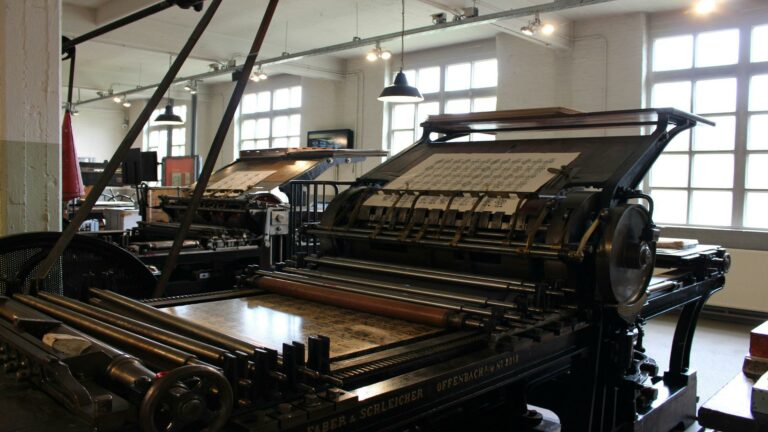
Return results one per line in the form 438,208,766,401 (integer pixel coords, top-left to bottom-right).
139,364,233,432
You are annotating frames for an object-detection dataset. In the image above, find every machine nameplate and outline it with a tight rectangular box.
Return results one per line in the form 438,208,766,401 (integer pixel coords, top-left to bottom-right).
300,352,522,432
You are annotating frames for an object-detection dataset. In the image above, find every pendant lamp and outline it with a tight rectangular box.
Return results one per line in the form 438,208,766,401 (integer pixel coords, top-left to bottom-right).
154,103,183,125
378,0,423,103
154,54,184,125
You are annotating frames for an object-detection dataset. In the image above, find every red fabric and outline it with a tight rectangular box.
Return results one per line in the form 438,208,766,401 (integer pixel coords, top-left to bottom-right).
62,110,85,201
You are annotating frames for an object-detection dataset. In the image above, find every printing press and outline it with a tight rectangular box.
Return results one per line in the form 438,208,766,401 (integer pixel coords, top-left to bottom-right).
123,148,384,296
0,108,730,431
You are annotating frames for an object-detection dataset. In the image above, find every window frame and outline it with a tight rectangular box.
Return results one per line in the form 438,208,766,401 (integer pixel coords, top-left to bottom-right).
646,14,768,245
386,57,498,156
238,85,302,151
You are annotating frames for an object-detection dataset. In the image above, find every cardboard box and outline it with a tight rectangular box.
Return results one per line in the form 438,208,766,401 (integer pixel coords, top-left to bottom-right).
103,208,141,230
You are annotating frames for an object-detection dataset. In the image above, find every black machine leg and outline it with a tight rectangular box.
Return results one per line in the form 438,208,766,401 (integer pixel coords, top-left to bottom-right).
665,294,711,385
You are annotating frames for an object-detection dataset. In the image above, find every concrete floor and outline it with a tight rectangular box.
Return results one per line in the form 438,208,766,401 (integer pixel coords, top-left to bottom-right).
643,314,753,431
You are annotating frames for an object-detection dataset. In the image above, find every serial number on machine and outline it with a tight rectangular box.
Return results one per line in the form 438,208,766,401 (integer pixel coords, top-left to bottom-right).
436,355,519,393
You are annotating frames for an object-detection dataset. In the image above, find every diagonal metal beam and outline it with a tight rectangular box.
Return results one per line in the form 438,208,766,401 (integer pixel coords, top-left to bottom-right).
33,0,224,287
152,0,281,298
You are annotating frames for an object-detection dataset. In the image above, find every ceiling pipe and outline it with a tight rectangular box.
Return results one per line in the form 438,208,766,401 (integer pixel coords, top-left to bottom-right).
74,0,618,106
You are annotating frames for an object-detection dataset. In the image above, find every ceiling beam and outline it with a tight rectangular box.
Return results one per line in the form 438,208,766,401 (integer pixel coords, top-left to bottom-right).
96,0,159,25
75,0,619,106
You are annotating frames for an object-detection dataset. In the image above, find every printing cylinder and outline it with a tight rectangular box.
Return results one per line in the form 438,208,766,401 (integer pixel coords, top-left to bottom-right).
252,276,451,327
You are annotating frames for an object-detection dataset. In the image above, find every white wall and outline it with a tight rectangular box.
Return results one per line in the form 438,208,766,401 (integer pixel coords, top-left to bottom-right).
0,0,61,234
71,107,127,162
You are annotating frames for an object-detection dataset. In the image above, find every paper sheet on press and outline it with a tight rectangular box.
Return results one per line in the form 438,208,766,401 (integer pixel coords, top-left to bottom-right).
206,170,276,190
364,193,523,215
364,153,579,214
386,153,579,192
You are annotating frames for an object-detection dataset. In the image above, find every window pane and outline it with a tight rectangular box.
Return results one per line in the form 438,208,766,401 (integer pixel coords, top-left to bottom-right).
690,190,732,226
750,74,768,111
445,63,471,91
241,140,256,150
241,119,256,139
392,130,415,154
272,137,289,148
693,115,735,150
747,154,768,189
653,35,693,71
254,118,270,139
650,154,689,187
472,59,497,88
695,29,739,68
255,139,269,149
288,136,301,148
149,130,166,148
290,86,302,108
651,81,691,111
256,91,271,112
752,25,768,63
744,192,768,228
748,114,768,150
691,153,734,188
242,93,273,114
272,116,289,137
172,128,185,145
695,78,737,113
171,145,185,156
473,97,497,112
416,102,439,136
289,114,301,136
273,88,290,110
392,104,415,129
417,67,440,94
445,98,471,114
651,189,688,224
666,129,690,152
242,93,258,114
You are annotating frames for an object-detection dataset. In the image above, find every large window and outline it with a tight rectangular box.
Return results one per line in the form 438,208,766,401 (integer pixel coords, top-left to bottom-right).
647,23,768,230
388,59,498,155
239,86,302,150
144,104,187,159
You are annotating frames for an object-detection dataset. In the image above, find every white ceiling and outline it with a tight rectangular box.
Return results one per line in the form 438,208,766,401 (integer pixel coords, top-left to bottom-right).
63,0,694,105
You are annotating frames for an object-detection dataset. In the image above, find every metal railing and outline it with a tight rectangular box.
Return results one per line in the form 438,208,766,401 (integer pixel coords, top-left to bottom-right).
287,180,354,260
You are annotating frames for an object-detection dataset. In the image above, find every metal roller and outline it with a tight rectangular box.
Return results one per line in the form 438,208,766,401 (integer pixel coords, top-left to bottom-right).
37,292,230,364
304,255,537,292
0,296,233,432
252,275,452,328
14,294,205,370
89,288,259,355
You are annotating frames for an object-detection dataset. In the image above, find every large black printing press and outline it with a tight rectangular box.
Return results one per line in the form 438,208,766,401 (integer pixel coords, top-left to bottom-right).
123,147,384,297
0,107,730,431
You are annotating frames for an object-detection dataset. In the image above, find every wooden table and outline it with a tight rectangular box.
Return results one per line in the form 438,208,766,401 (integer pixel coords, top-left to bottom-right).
698,373,767,431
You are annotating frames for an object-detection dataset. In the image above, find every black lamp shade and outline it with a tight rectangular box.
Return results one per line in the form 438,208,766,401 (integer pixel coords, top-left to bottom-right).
154,104,184,125
378,70,424,103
